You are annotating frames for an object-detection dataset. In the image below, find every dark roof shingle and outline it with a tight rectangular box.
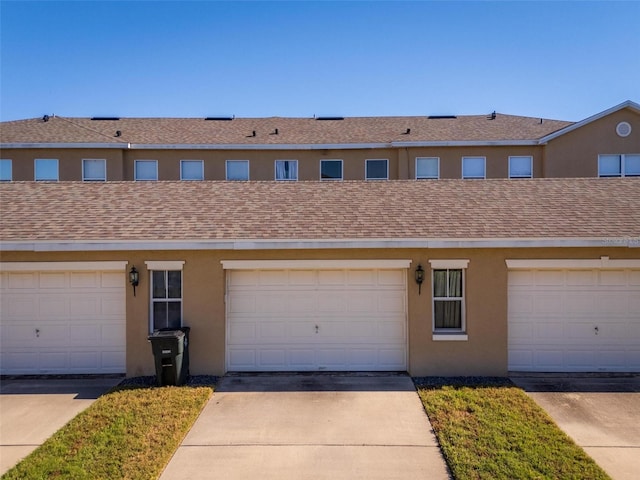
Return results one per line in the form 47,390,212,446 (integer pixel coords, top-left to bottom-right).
0,179,638,243
0,115,572,145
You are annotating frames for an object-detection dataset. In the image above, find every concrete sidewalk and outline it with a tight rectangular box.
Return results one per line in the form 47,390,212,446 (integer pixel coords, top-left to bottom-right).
0,377,121,475
160,373,451,480
512,375,640,480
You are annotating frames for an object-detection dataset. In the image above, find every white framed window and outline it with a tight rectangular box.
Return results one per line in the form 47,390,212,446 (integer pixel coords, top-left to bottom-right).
82,159,107,181
0,159,12,181
366,159,388,180
150,269,182,332
509,156,533,179
416,157,439,179
429,259,469,336
181,160,204,181
275,160,298,181
34,159,59,181
598,154,640,177
135,160,158,181
320,159,343,180
226,160,250,181
462,157,485,179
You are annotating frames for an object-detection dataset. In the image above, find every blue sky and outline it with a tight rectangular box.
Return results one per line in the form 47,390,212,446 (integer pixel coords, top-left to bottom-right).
1,1,638,122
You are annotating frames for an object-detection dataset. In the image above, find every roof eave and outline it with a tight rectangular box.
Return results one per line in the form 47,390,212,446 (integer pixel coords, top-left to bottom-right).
1,237,637,252
0,142,129,149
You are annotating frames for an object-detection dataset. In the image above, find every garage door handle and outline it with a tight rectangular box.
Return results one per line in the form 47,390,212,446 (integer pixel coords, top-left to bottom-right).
35,328,40,338
315,325,319,334
594,326,599,335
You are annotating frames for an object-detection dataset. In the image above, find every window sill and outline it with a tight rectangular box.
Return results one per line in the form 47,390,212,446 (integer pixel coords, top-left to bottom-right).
432,333,468,341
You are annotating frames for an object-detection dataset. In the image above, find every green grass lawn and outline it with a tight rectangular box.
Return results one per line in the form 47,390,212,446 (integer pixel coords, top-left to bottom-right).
2,382,213,480
415,377,611,480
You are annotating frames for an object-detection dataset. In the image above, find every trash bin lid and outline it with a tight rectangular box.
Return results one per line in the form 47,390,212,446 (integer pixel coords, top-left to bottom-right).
149,330,185,339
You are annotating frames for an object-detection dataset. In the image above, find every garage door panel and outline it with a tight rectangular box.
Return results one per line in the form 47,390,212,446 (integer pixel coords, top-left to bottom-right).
599,270,627,286
347,270,375,285
0,269,126,374
509,267,639,372
227,267,407,372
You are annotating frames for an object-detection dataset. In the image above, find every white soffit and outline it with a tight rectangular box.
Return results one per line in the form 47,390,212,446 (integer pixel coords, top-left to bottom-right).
506,257,640,270
221,259,412,270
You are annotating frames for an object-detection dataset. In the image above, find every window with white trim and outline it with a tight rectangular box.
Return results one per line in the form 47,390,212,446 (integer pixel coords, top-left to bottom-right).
366,159,388,180
0,159,12,181
320,159,343,180
226,160,249,181
135,160,158,181
462,157,485,179
82,159,107,181
430,260,468,334
35,159,59,181
598,154,640,177
416,157,439,179
275,160,298,181
508,156,533,178
150,270,182,331
181,160,204,180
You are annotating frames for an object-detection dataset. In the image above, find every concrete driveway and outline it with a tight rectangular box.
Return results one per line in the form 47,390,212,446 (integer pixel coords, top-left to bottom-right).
160,373,451,480
512,374,640,480
0,377,121,475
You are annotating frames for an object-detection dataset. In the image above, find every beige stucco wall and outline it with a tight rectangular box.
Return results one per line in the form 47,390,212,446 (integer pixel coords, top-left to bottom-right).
545,109,640,177
2,246,638,377
1,148,124,181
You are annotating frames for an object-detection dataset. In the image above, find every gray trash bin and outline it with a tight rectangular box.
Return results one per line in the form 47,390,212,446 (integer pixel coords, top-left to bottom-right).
148,330,187,386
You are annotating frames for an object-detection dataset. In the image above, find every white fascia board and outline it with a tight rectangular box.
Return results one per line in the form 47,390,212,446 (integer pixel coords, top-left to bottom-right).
538,100,640,144
0,261,128,272
221,259,412,270
506,258,640,269
391,140,538,147
0,143,129,149
1,237,639,252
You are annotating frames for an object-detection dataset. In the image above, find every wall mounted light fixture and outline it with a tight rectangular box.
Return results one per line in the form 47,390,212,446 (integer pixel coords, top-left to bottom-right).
415,264,425,295
129,266,139,296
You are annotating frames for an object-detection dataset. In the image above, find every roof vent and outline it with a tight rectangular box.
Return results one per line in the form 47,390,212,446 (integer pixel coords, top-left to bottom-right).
428,115,457,119
42,115,50,122
315,115,344,120
91,117,120,121
487,111,496,120
115,130,122,137
403,128,411,135
205,116,234,121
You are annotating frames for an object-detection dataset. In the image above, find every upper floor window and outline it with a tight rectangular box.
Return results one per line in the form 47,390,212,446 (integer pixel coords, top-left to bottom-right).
275,160,298,181
0,159,12,181
366,159,388,180
181,160,204,181
320,159,343,180
35,159,59,181
82,159,107,181
462,157,485,179
416,157,439,179
135,160,158,181
598,154,640,177
226,160,249,181
509,156,533,179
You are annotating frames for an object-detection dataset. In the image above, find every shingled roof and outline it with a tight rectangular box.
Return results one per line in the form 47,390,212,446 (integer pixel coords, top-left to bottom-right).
0,114,572,146
1,179,638,249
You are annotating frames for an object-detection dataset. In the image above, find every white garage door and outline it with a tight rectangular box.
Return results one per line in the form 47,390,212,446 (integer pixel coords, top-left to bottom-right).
0,263,127,374
508,267,640,372
226,266,408,372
